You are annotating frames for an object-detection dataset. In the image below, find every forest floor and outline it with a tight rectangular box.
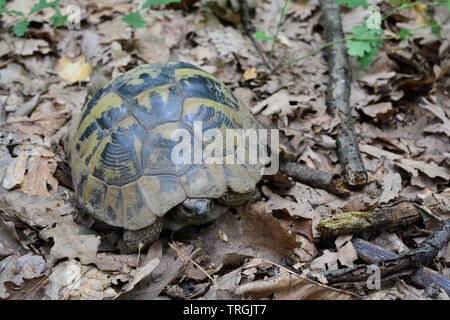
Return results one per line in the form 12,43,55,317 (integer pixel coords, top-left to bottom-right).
0,0,449,300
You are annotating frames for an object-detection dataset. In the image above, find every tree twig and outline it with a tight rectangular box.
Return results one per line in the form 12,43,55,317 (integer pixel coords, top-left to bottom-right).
317,193,449,238
320,0,368,187
351,237,450,295
279,159,350,197
240,0,270,69
313,219,450,291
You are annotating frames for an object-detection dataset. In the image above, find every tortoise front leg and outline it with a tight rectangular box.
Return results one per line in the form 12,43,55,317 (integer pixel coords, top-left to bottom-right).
119,219,163,253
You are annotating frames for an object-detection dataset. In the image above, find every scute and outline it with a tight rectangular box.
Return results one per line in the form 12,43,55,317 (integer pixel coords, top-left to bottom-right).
180,164,227,198
83,175,107,222
141,121,193,176
131,84,183,129
121,182,158,230
175,68,241,111
137,175,186,217
87,118,144,186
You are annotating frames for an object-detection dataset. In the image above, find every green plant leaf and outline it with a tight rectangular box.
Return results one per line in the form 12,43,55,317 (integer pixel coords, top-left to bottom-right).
346,24,383,68
350,25,383,41
29,0,57,15
254,31,275,42
357,47,379,68
333,0,369,9
424,11,441,38
12,19,29,36
398,28,413,42
346,40,372,57
122,12,147,29
142,0,181,9
254,31,266,39
0,8,24,16
398,29,411,39
50,7,67,27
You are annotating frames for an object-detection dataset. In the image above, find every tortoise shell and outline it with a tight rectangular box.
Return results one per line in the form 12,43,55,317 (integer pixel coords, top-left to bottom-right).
68,62,263,231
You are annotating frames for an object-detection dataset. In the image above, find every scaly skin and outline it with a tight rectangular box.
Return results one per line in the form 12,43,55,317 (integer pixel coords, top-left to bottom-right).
120,219,163,253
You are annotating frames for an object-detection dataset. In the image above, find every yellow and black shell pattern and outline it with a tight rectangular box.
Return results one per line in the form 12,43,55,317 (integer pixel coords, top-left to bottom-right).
68,62,263,231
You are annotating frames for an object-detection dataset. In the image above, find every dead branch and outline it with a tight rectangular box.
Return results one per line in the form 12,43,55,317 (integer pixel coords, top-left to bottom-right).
320,0,368,187
352,238,450,295
279,159,350,197
240,0,270,69
316,193,449,238
313,219,450,291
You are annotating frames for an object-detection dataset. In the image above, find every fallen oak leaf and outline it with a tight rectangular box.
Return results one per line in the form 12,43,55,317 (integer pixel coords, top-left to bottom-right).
57,56,92,83
361,102,393,118
242,67,257,81
262,186,321,237
335,235,358,268
310,250,338,271
252,90,309,126
45,260,118,300
2,148,29,190
379,172,402,204
8,110,70,138
21,155,58,198
195,202,298,267
120,244,195,299
395,159,450,181
40,221,137,271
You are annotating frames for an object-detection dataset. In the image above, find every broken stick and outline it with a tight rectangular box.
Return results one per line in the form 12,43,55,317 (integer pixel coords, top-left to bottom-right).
240,0,270,69
279,159,350,197
317,193,449,238
352,237,450,295
314,219,450,292
320,0,368,187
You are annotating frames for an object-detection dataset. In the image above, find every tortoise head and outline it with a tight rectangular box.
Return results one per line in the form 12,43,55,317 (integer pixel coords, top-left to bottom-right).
161,199,229,231
178,198,212,219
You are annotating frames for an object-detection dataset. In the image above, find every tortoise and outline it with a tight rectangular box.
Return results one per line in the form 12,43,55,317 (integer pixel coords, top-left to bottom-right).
68,62,264,253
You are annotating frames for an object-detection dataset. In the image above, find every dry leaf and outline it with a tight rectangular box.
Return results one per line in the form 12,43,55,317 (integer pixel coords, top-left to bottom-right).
45,260,118,300
57,56,92,83
359,143,402,160
21,156,58,198
0,218,23,258
263,186,321,237
2,148,29,190
396,159,450,181
110,41,131,68
379,172,402,204
122,244,195,300
252,90,309,126
362,102,393,118
40,221,137,271
98,16,132,44
0,253,46,299
195,202,298,266
14,39,50,56
310,250,338,271
3,190,74,228
243,67,257,81
336,235,358,268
